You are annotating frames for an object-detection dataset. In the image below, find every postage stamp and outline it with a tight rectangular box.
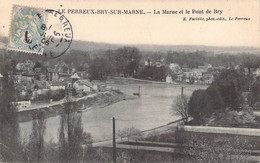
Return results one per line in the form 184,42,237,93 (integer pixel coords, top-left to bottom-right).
7,5,73,58
8,5,47,54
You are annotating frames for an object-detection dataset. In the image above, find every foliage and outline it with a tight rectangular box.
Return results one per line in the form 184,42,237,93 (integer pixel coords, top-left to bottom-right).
117,127,143,141
207,105,256,127
0,55,22,162
165,51,206,68
89,57,113,81
175,128,251,163
88,47,142,80
251,77,260,104
241,54,260,73
212,69,252,109
50,89,65,101
135,66,166,81
188,69,254,125
36,89,65,101
188,88,224,125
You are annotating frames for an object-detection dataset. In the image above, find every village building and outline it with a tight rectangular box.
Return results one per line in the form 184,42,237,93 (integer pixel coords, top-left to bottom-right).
21,72,35,83
16,60,35,72
48,81,66,90
166,74,174,83
73,79,93,93
47,68,59,81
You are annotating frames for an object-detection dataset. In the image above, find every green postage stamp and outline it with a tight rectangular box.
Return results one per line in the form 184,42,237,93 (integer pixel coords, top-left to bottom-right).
8,5,47,54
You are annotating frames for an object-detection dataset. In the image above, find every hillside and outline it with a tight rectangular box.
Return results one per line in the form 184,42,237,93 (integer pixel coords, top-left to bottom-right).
0,36,259,55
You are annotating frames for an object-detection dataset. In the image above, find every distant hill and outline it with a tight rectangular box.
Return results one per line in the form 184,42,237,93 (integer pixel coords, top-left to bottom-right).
69,40,260,55
0,36,259,54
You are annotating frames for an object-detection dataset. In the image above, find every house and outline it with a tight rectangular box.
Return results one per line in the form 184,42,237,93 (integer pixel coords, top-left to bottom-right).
177,74,184,82
65,78,73,89
59,73,71,82
21,72,35,83
16,60,35,72
32,80,50,95
202,73,214,84
155,62,163,68
54,61,71,74
47,68,59,81
253,68,260,77
73,79,93,93
169,63,181,72
64,73,80,91
15,100,31,108
144,59,151,66
166,74,174,83
34,67,47,80
77,71,89,79
48,81,66,90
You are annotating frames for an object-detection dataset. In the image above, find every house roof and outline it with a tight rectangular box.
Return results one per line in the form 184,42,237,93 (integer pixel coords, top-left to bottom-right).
70,73,80,79
47,68,58,73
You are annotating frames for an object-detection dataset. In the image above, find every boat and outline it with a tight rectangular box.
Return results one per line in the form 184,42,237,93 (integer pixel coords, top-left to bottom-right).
133,86,141,96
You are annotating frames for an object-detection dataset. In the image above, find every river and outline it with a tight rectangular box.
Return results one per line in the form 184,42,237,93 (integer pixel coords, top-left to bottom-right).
19,83,207,142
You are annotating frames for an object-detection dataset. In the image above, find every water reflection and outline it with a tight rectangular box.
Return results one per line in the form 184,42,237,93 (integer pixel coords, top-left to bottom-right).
59,101,92,162
27,111,46,162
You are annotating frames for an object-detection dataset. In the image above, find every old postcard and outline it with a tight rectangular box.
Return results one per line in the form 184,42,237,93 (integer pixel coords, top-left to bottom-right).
0,0,259,162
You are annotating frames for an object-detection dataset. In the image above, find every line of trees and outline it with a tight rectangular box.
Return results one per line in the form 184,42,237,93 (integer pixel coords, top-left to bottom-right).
89,47,142,80
187,69,257,125
166,51,260,70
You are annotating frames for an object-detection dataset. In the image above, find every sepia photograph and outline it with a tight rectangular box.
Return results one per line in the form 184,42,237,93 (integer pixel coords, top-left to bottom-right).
0,0,260,162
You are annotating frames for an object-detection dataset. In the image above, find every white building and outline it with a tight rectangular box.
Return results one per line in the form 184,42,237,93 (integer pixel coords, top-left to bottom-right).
166,75,174,83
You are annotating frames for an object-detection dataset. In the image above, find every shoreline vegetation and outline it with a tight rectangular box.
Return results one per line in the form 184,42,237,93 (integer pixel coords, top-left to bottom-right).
17,90,127,123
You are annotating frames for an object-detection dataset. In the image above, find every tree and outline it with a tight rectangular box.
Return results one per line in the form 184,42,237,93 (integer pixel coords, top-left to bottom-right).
188,87,224,125
173,95,189,123
117,127,143,141
113,47,142,76
241,54,260,74
251,77,260,104
88,57,112,81
0,55,21,161
188,90,210,124
212,69,252,109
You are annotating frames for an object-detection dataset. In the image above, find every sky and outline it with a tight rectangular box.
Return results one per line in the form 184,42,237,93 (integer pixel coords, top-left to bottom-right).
0,0,259,47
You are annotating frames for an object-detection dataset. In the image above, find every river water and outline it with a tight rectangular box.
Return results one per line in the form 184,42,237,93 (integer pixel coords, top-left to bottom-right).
19,83,207,142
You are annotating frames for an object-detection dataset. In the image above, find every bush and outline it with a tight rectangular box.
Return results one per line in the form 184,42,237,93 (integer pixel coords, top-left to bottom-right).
117,127,143,141
174,128,251,163
207,105,256,127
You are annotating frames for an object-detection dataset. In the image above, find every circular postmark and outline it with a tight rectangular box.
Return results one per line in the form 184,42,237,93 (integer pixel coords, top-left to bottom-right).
41,9,73,58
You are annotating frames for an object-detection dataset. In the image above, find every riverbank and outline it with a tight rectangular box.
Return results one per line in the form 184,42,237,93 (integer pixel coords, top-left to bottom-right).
17,90,127,122
108,76,209,87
